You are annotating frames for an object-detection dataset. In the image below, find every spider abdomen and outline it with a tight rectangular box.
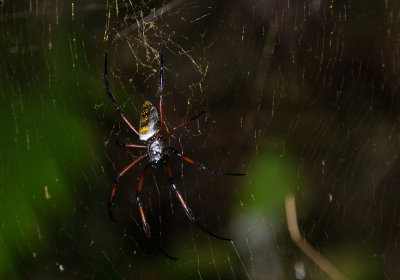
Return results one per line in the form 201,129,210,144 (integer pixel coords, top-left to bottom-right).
139,101,160,141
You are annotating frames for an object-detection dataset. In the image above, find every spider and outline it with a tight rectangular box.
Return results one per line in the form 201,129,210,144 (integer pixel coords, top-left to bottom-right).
104,38,245,260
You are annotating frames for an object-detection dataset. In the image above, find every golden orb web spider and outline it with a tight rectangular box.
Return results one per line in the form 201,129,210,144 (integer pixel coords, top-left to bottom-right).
104,37,245,260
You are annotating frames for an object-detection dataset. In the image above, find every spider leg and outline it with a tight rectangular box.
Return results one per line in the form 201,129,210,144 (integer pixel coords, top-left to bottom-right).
153,242,178,261
135,163,152,238
158,33,165,137
116,139,146,149
169,147,246,176
108,154,148,222
166,160,232,241
136,162,179,261
104,54,140,136
164,111,206,140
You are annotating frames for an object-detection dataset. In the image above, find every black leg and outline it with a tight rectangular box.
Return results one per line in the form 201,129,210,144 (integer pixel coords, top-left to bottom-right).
153,242,178,261
158,33,165,137
104,53,140,136
108,154,147,221
166,159,232,241
169,147,246,176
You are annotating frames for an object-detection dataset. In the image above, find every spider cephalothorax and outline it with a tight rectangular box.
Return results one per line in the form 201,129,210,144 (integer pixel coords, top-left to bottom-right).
104,36,245,260
147,137,168,165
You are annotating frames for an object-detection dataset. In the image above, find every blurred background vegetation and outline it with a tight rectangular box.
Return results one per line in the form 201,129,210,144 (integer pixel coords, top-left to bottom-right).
0,0,399,279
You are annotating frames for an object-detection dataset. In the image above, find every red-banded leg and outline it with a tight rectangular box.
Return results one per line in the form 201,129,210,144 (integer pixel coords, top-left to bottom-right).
164,111,206,140
108,154,148,221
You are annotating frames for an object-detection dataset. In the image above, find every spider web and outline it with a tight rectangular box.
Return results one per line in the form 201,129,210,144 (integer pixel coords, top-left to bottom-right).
1,0,399,279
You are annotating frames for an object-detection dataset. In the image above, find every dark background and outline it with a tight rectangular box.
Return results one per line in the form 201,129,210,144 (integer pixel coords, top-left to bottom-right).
1,0,399,279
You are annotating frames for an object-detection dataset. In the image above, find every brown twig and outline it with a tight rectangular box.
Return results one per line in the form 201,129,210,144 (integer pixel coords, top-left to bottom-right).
285,193,350,280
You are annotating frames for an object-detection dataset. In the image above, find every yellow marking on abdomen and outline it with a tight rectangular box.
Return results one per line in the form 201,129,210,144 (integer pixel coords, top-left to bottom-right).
141,115,148,123
140,125,149,134
142,107,149,114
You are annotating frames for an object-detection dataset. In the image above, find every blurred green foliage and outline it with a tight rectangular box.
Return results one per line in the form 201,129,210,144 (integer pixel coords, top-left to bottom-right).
0,21,98,277
246,152,297,212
